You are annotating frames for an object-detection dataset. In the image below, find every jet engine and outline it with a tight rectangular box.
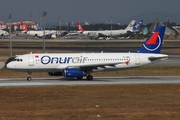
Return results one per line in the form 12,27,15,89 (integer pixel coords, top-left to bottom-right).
63,68,85,78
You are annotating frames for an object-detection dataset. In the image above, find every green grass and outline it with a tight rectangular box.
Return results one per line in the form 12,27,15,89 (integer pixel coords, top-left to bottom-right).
0,85,180,120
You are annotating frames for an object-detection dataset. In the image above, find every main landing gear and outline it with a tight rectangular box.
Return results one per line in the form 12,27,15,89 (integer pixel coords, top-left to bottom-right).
76,74,93,80
86,74,93,80
26,72,94,81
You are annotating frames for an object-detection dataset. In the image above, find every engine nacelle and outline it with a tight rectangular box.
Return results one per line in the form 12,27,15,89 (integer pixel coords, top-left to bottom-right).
63,68,84,78
48,72,63,76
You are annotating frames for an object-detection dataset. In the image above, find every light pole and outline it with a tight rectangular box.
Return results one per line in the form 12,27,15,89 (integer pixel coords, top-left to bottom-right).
59,16,61,38
110,16,112,38
9,14,12,58
43,12,47,53
165,15,168,27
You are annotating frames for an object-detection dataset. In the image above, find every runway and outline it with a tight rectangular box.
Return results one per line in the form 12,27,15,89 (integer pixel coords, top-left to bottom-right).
0,76,180,87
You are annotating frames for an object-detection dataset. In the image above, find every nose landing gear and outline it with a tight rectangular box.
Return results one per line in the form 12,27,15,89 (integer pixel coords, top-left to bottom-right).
27,72,32,81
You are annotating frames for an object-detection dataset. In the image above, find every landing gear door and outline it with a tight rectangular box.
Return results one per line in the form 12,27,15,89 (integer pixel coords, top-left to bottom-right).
28,55,34,66
135,55,140,65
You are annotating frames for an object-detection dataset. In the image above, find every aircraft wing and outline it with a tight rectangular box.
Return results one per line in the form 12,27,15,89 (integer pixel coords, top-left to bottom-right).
66,32,79,36
41,31,57,38
98,33,107,37
44,32,57,36
56,61,129,71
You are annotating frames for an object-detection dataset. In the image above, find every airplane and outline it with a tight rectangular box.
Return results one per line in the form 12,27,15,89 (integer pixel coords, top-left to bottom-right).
6,26,168,81
35,22,60,39
120,20,144,39
61,23,80,37
50,22,76,38
0,29,9,38
76,20,142,39
20,22,56,39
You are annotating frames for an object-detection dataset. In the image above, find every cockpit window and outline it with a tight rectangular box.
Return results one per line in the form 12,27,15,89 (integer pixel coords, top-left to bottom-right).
13,59,23,62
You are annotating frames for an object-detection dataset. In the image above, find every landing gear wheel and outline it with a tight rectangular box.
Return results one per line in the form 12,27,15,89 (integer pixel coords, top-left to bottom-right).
87,75,93,81
27,72,32,81
27,77,32,81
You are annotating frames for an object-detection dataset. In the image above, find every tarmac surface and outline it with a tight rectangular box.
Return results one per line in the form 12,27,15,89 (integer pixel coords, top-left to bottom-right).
0,76,180,87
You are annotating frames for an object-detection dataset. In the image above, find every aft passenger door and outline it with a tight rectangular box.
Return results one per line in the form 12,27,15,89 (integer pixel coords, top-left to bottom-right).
135,55,140,65
28,55,34,66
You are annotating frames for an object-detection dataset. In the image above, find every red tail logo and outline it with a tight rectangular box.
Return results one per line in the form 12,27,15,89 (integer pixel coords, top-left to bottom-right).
146,32,159,44
20,22,28,32
76,22,84,32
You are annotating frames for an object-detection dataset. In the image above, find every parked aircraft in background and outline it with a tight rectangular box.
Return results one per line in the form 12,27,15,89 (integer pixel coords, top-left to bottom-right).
60,23,71,36
36,22,42,31
35,22,78,39
0,30,9,38
20,22,56,39
35,22,60,39
133,20,143,32
76,20,143,39
7,26,168,81
61,23,80,37
143,27,148,35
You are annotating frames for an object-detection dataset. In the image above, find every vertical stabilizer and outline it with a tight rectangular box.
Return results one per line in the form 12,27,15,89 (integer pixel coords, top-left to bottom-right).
137,26,166,53
20,22,28,32
76,22,84,32
133,20,143,32
62,23,70,36
67,23,70,33
124,20,135,31
36,22,42,31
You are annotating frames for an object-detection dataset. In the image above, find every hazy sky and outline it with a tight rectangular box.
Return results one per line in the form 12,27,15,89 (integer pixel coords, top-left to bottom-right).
0,0,180,25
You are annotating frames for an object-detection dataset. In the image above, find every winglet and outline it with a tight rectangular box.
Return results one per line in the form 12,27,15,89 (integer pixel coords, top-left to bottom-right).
137,26,166,54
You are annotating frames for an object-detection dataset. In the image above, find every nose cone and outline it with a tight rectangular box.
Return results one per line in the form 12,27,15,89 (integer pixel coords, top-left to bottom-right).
6,62,13,69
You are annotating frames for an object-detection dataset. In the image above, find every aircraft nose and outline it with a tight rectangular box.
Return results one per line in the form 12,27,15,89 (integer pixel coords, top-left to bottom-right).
6,62,13,69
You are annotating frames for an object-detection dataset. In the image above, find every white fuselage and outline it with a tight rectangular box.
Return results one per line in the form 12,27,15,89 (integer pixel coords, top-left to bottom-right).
77,20,135,38
7,53,168,73
80,29,131,38
23,30,56,38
